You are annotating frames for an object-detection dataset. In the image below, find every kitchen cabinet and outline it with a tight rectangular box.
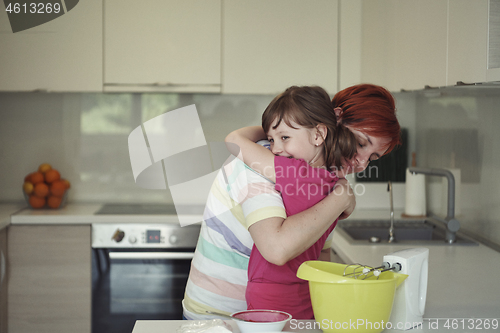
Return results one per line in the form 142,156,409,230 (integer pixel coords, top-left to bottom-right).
447,0,500,84
222,0,339,94
360,0,448,92
7,225,91,333
104,0,221,93
360,0,500,92
338,0,363,90
0,0,102,92
0,228,6,333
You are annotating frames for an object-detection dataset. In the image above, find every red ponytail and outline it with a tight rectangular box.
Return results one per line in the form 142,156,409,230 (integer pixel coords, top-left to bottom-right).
332,84,401,155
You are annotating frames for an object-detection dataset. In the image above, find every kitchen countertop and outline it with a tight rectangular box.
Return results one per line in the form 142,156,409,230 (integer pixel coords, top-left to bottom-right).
132,319,323,333
331,225,500,321
0,203,25,230
7,203,203,225
3,203,393,226
132,318,499,333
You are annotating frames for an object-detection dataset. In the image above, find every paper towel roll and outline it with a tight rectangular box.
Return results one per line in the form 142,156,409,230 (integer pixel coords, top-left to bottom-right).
404,168,426,217
441,168,461,217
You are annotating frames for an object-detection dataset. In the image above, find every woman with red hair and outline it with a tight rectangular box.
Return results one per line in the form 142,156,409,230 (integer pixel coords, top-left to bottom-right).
332,83,401,176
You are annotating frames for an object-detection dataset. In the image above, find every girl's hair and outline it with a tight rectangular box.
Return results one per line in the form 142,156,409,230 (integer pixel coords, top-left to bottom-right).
262,86,357,171
332,84,401,155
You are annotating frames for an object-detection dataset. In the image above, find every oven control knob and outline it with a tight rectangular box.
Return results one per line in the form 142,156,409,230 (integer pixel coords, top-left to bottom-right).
129,235,137,244
169,234,178,245
112,229,125,243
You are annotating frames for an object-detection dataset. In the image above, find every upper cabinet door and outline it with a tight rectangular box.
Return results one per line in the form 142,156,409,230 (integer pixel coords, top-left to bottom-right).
0,0,102,92
104,0,221,93
361,0,448,92
222,0,339,95
447,0,492,85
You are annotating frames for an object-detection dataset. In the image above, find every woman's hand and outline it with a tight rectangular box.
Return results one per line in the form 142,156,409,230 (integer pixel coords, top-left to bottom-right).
333,178,356,220
225,126,276,182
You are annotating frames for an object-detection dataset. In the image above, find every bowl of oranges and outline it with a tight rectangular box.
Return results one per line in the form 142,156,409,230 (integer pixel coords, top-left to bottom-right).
23,163,71,209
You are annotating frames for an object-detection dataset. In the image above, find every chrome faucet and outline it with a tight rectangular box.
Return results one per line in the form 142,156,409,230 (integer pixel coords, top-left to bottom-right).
387,181,396,243
409,167,460,244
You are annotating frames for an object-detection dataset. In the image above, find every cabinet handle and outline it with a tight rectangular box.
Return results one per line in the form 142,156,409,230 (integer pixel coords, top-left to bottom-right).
152,82,209,87
105,82,191,87
153,82,176,86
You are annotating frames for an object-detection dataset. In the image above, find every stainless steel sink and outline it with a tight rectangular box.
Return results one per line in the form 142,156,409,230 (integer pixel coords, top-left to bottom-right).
336,218,478,246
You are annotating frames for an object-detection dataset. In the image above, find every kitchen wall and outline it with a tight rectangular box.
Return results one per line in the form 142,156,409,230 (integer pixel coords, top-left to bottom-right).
0,90,416,206
3,88,498,246
0,92,273,204
415,86,500,246
0,87,500,243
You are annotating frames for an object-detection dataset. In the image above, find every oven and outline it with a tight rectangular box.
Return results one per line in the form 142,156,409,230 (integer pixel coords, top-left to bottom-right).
91,205,201,333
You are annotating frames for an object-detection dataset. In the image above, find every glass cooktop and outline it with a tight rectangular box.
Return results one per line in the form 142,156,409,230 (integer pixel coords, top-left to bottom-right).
95,204,204,215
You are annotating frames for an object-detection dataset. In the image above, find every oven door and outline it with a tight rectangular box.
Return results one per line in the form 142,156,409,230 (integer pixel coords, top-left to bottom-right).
92,248,194,333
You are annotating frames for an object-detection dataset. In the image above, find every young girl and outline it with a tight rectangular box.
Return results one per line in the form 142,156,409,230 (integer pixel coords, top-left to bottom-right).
225,85,360,319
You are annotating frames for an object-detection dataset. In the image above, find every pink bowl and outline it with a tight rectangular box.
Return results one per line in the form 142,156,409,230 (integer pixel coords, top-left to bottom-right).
231,310,292,333
232,309,291,322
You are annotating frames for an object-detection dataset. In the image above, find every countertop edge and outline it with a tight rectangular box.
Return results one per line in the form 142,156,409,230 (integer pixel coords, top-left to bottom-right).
4,203,205,225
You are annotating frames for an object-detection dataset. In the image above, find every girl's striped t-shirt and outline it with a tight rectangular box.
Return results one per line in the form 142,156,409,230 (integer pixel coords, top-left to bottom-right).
182,156,286,320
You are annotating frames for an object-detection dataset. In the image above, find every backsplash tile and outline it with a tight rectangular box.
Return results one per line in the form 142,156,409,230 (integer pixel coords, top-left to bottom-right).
0,92,273,204
416,87,500,245
1,88,498,245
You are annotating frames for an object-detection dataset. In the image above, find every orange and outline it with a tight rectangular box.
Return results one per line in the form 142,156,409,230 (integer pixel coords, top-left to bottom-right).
61,179,71,189
24,172,34,182
50,180,66,197
23,181,34,195
38,163,52,174
33,182,49,198
47,196,63,209
44,169,60,183
29,195,46,209
30,172,44,184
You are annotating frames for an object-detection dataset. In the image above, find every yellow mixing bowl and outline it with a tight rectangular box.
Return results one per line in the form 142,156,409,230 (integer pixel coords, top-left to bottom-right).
297,261,408,333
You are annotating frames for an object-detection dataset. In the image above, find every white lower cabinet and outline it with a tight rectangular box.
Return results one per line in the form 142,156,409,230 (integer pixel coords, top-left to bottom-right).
7,225,91,333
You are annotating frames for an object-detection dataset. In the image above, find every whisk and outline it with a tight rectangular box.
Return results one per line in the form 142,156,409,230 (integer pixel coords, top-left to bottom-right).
343,262,402,280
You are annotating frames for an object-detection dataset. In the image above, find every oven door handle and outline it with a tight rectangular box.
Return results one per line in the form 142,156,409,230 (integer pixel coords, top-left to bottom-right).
108,252,194,260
